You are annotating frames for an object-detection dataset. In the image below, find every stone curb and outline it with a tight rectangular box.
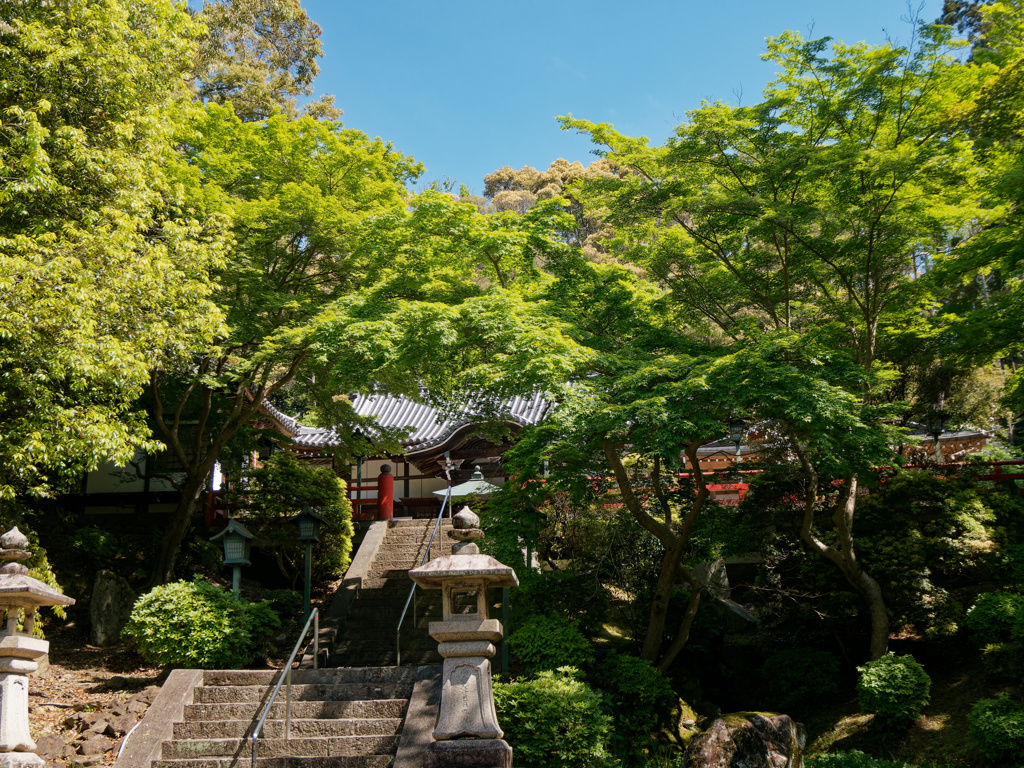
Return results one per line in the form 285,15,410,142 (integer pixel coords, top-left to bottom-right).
392,666,442,768
113,669,203,768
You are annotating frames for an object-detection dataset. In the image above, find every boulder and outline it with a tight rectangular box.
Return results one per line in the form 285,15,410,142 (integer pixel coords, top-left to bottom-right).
89,570,135,647
683,712,805,768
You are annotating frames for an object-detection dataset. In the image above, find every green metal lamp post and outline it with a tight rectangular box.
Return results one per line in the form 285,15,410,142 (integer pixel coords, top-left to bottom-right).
290,504,325,624
926,412,947,465
729,419,746,464
210,518,256,598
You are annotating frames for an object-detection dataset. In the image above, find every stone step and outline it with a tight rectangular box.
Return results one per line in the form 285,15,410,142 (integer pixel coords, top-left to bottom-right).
174,718,403,741
184,700,407,723
201,668,417,688
161,735,398,760
153,757,392,768
193,683,411,705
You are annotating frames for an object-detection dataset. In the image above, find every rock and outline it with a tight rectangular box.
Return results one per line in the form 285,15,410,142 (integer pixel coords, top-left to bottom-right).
89,570,136,647
104,675,129,690
682,712,805,768
109,712,138,736
35,733,69,761
135,685,160,705
125,699,148,714
77,735,113,756
87,718,108,734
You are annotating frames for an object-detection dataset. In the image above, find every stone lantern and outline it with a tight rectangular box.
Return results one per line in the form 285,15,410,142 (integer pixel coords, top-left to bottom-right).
0,527,74,765
409,506,518,768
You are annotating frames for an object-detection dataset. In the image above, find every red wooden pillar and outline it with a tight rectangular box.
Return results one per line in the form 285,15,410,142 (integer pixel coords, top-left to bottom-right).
377,464,394,521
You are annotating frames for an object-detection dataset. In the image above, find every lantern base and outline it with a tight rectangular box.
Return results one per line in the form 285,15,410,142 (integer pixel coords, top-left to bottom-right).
0,753,43,766
424,738,512,768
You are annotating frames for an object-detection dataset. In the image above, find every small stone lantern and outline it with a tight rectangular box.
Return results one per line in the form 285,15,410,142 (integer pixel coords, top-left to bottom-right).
0,527,75,765
409,506,518,768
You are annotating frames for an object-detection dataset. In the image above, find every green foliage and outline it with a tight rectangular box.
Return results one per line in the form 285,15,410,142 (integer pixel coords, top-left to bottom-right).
855,472,1001,638
805,751,915,768
597,654,676,763
0,0,227,503
228,452,354,582
70,527,119,568
760,647,842,713
511,570,609,636
264,589,303,620
123,577,281,668
969,692,1024,765
965,591,1024,645
506,615,593,676
856,654,932,726
493,668,613,768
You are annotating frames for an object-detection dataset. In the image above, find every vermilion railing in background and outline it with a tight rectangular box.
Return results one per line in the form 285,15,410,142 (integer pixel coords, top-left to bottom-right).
678,460,1024,506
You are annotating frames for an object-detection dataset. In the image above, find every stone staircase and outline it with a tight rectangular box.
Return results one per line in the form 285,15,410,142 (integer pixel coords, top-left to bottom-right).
329,519,454,667
149,667,420,768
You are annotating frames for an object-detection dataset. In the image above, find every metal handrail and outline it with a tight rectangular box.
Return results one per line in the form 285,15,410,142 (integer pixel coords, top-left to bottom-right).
396,461,453,666
249,607,319,753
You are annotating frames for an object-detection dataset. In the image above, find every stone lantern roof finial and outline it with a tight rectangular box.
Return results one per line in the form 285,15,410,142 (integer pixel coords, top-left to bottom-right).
0,527,32,576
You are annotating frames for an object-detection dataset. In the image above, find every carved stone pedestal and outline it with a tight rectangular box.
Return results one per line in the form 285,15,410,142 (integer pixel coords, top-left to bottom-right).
424,738,513,768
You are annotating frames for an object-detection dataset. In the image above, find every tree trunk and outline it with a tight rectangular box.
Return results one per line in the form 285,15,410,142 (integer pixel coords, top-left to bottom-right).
797,463,890,659
148,472,208,588
641,539,685,662
657,564,703,673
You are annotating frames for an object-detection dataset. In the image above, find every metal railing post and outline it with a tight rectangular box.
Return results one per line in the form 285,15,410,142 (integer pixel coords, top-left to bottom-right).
285,666,292,740
249,607,319,750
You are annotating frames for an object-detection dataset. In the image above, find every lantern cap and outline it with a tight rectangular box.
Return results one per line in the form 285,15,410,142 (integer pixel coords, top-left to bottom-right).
209,518,256,543
409,554,519,590
288,506,326,526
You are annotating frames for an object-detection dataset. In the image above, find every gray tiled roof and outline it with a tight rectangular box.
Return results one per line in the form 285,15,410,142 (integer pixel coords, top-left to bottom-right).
260,392,551,453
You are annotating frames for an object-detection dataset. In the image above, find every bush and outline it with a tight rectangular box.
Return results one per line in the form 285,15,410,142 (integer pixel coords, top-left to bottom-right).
123,577,281,668
598,654,676,762
965,591,1024,645
760,647,841,713
70,526,119,567
493,668,613,768
511,570,609,636
264,589,303,619
969,692,1024,765
805,751,914,768
227,452,354,582
506,615,593,675
856,653,931,726
982,642,1024,682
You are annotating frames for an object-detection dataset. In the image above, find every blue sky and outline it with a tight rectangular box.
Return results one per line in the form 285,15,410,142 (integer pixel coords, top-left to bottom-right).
301,1,946,194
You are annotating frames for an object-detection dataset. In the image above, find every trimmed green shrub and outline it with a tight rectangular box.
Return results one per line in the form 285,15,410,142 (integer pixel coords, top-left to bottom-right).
760,647,841,712
507,615,593,675
856,653,931,726
969,692,1024,765
598,653,676,762
805,751,914,768
123,577,281,668
493,668,613,768
965,591,1024,645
